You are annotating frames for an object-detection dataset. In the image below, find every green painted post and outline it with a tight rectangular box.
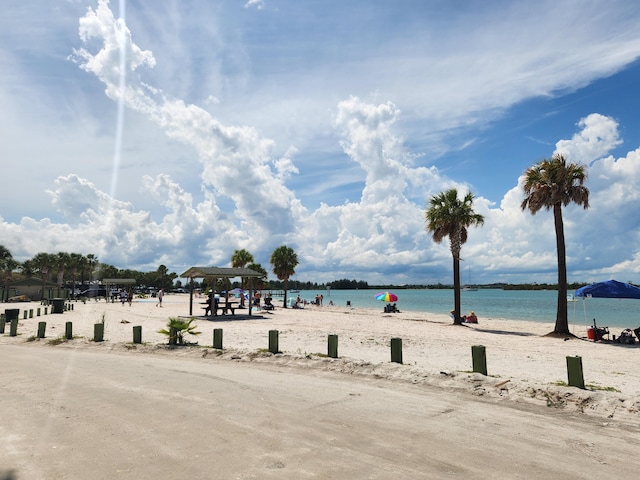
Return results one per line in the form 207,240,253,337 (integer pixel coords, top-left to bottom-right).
328,334,338,358
133,325,142,344
9,319,18,337
37,321,46,338
23,310,28,320
0,316,5,334
37,307,41,317
29,309,34,319
213,328,223,349
44,307,48,315
65,321,73,340
269,329,279,354
472,345,487,375
390,337,403,364
169,326,177,345
94,323,104,342
566,356,585,389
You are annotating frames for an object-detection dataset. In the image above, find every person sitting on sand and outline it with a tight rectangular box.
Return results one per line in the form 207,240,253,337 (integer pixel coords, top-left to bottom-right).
465,311,478,323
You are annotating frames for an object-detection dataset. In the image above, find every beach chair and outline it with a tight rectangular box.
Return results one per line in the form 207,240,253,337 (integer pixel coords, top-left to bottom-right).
263,297,275,310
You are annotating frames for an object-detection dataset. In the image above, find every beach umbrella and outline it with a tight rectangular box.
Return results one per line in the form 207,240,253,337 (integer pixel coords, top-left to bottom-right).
374,291,398,302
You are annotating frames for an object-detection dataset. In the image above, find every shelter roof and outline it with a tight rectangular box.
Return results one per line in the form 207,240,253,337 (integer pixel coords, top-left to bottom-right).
180,266,262,279
8,277,57,288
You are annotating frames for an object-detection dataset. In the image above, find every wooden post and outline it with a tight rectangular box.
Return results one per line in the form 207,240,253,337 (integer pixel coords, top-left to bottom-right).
0,315,5,334
566,355,585,389
133,325,142,344
29,309,34,319
37,307,41,317
390,337,403,364
23,310,28,320
94,323,104,342
169,326,177,345
328,334,338,358
472,345,487,375
269,329,279,354
37,321,46,339
65,321,73,340
44,307,48,315
213,328,223,349
9,319,18,337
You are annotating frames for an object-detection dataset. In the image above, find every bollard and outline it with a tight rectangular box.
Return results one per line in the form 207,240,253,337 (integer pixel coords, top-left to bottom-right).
169,326,177,345
133,325,142,344
269,330,279,354
0,316,5,334
213,328,223,349
37,307,41,317
37,321,46,339
44,307,48,315
65,321,73,340
328,334,338,358
23,310,28,320
566,355,585,389
94,323,104,342
472,345,487,375
29,309,34,319
10,319,18,337
390,337,403,364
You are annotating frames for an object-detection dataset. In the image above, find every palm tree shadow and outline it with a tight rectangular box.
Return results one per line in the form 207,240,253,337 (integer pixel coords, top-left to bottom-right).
474,327,537,337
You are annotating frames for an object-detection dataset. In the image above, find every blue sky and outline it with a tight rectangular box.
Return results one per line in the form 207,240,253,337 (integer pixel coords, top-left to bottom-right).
2,0,640,285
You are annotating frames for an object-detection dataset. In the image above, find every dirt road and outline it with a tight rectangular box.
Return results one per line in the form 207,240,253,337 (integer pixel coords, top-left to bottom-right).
2,344,638,479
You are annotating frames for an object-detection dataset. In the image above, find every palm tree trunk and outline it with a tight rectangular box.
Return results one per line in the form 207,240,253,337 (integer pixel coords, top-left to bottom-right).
553,204,569,334
283,279,289,308
453,255,462,325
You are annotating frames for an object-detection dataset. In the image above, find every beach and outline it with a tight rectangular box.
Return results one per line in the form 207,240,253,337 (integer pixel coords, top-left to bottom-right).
2,294,640,478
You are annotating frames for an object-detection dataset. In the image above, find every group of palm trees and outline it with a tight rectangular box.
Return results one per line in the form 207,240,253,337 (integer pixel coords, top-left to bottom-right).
426,154,589,335
231,245,299,308
0,250,100,301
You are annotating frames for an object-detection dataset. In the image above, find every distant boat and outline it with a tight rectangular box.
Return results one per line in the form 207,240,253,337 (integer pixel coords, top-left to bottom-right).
462,266,478,291
290,289,300,293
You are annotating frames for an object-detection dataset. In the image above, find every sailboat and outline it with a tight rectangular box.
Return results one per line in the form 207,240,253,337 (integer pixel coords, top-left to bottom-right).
462,266,478,291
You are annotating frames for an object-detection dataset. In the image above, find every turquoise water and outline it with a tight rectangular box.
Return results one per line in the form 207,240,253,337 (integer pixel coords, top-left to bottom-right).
295,289,639,330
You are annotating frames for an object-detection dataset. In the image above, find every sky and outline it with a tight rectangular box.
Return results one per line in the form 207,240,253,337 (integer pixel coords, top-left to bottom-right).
2,0,640,285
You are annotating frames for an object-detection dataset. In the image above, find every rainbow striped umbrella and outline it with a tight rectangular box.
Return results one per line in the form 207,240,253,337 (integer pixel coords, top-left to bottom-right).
374,291,398,302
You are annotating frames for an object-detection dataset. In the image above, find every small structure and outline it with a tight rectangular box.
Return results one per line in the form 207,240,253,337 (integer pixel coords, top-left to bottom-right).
180,267,263,317
4,277,58,302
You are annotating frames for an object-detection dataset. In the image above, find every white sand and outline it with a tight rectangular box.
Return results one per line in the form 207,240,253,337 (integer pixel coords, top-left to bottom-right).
2,293,640,424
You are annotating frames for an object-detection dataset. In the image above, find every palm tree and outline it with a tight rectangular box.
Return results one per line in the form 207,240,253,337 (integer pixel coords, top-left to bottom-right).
68,253,85,298
231,249,254,303
54,252,71,297
31,252,55,301
521,154,589,335
270,246,299,308
247,263,268,290
425,188,484,325
0,245,18,302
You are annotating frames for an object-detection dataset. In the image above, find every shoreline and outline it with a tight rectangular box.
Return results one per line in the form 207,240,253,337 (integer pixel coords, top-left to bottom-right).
2,294,640,426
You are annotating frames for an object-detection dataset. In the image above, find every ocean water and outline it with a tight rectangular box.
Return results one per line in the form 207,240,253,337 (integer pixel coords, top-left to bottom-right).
294,288,639,331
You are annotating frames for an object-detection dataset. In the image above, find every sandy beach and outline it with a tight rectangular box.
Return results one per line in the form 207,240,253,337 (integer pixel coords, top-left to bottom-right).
2,293,640,478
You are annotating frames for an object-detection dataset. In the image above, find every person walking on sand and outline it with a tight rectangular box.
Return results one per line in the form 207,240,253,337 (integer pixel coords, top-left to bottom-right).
156,288,164,307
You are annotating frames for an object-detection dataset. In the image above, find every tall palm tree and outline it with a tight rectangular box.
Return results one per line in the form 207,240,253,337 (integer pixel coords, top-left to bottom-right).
54,252,71,297
270,246,299,308
247,263,268,290
68,253,84,298
425,188,484,325
86,254,98,285
31,252,55,301
521,154,589,335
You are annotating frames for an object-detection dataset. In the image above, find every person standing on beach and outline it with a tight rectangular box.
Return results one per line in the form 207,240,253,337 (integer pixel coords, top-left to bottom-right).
157,288,164,307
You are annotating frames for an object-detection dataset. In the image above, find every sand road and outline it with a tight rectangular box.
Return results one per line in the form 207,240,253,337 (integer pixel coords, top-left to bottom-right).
2,344,638,479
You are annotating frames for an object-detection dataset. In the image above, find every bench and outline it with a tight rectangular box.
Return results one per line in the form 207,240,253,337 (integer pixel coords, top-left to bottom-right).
201,302,237,316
